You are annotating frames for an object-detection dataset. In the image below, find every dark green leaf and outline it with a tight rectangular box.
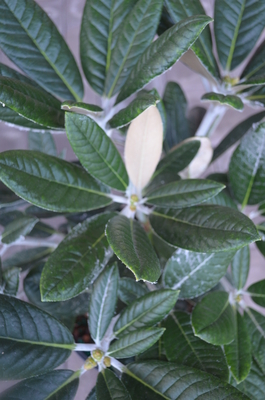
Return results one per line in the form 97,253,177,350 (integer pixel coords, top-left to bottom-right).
86,387,97,400
0,370,79,400
0,150,112,212
205,190,238,209
147,179,225,208
107,91,160,128
118,277,149,305
106,215,161,282
213,111,265,161
0,0,83,100
116,15,212,103
242,40,265,81
0,295,74,379
214,0,265,71
28,221,56,239
244,308,265,374
229,121,265,206
0,77,64,129
163,82,191,149
41,212,115,301
0,104,49,131
154,139,200,178
163,248,235,298
108,327,165,358
0,210,24,226
201,92,244,111
144,170,180,195
187,107,206,137
0,184,24,209
247,280,265,308
89,264,119,343
80,0,136,95
65,112,129,191
224,311,251,383
114,289,178,337
2,267,20,296
1,216,38,244
61,101,103,116
24,264,89,324
96,369,131,400
2,247,53,272
25,205,62,219
28,131,57,156
237,358,265,400
0,62,43,89
163,311,229,381
165,0,219,78
104,0,163,97
122,361,249,399
192,291,236,345
150,205,259,253
231,246,250,290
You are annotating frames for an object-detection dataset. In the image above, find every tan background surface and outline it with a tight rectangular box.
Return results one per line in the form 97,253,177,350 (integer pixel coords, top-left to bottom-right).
0,0,265,398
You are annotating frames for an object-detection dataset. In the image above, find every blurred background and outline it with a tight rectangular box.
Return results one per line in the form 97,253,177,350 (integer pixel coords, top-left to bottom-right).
0,0,265,398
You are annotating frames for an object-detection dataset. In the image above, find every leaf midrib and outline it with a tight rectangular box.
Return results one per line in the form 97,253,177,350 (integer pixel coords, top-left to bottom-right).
152,210,252,236
0,335,74,349
197,297,230,334
0,160,111,199
69,116,128,190
5,1,81,101
225,0,246,71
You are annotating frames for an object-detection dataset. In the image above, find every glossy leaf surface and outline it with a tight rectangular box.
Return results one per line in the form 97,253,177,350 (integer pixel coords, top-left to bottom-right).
104,0,163,97
108,327,165,358
2,267,20,296
24,264,88,325
213,111,265,161
163,248,235,298
65,112,128,191
224,311,251,383
0,370,79,400
244,308,265,373
89,264,119,343
247,280,265,307
118,278,149,305
201,92,244,111
122,361,249,399
214,0,265,71
147,179,224,208
108,91,160,128
80,0,136,95
229,122,265,206
231,246,250,290
150,205,259,253
114,289,178,337
192,291,236,345
237,359,265,400
96,369,131,400
0,295,74,380
3,247,53,272
0,151,112,212
0,0,83,100
0,77,64,128
165,0,219,78
61,101,103,116
1,215,38,244
163,82,190,149
117,15,212,102
106,215,161,282
163,312,229,381
0,105,47,130
154,139,200,178
41,213,115,301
